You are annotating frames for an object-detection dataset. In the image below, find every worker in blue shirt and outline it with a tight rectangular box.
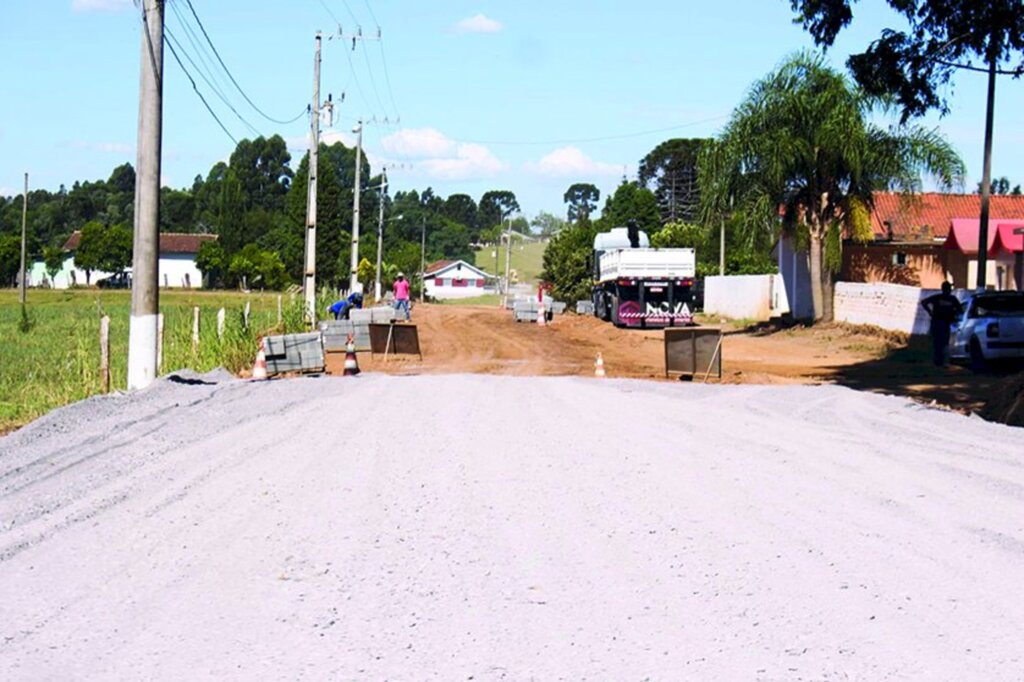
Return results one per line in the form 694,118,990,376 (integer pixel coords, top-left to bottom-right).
329,291,363,320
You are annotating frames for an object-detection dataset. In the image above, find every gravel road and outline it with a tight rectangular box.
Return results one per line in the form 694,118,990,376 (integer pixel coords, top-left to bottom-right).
1,373,1022,679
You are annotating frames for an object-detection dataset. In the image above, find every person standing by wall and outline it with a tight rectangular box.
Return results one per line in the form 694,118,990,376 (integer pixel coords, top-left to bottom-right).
921,282,963,367
393,272,411,321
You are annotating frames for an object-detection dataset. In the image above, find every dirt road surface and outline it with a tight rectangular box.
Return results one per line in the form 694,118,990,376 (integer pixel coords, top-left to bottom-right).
346,305,1003,414
2,371,1022,679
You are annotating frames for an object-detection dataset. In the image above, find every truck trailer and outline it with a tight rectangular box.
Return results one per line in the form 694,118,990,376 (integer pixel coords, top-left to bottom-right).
592,227,696,328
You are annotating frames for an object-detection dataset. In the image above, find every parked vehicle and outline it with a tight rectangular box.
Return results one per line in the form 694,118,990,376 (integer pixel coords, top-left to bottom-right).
97,272,131,289
591,226,696,328
949,291,1024,369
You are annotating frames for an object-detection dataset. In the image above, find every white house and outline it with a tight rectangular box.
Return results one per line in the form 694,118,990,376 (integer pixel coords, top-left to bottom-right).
30,232,217,289
424,259,493,299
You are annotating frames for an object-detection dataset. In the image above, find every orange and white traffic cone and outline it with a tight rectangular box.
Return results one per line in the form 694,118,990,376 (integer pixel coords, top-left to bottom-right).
251,338,268,380
594,352,606,378
537,299,547,327
343,333,361,376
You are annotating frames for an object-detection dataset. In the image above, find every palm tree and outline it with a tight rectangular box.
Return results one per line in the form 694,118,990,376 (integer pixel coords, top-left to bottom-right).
699,52,965,321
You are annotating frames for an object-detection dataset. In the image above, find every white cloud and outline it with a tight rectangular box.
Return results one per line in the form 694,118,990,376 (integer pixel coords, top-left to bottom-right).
72,0,133,12
0,187,17,198
452,14,503,34
525,147,621,178
70,140,132,154
380,128,455,159
379,128,504,180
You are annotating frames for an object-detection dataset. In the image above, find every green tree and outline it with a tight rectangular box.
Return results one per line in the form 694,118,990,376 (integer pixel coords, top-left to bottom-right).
479,190,520,231
228,244,287,290
638,138,708,224
541,214,598,303
531,211,565,237
356,257,375,293
700,53,963,321
196,240,227,288
563,183,600,222
228,135,293,213
0,235,20,286
75,220,130,283
598,181,660,236
442,193,479,236
43,245,65,282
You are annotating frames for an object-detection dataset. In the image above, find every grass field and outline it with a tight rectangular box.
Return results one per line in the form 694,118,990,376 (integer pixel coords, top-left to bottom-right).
0,288,313,433
436,294,502,307
472,240,547,284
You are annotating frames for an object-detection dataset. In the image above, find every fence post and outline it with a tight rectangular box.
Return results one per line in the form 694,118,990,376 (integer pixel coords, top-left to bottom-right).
192,306,200,353
157,313,164,374
100,315,110,393
217,307,226,339
277,295,283,325
243,301,251,329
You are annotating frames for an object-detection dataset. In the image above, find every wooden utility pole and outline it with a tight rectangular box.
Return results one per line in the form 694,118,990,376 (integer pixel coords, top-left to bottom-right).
19,173,27,305
350,120,364,293
976,54,998,291
303,32,322,324
420,215,427,303
127,0,164,391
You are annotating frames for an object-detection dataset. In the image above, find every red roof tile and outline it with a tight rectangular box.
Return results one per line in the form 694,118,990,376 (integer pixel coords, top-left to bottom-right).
62,231,217,253
870,192,1024,242
424,259,452,275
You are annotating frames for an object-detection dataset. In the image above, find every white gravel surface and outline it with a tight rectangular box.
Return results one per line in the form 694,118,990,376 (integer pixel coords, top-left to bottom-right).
1,373,1023,680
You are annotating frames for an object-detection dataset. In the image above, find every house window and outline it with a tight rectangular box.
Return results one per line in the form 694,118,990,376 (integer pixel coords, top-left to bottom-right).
453,278,467,287
892,252,908,267
475,279,484,288
436,278,446,287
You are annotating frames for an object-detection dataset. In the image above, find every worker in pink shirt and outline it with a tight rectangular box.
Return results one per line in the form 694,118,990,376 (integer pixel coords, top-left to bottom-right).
393,272,411,320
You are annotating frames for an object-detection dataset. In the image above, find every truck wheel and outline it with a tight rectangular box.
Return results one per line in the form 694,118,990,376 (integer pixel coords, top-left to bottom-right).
969,337,987,372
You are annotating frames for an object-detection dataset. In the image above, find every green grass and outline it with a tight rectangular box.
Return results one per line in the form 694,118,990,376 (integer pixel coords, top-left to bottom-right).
436,294,502,306
472,240,547,284
0,288,314,433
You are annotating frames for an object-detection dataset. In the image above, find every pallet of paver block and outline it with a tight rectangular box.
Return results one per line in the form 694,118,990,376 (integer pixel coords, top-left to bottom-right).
263,332,325,374
576,300,595,315
318,320,371,352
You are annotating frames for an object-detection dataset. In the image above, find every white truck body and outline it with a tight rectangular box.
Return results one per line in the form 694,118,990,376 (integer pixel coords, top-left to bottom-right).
597,248,697,283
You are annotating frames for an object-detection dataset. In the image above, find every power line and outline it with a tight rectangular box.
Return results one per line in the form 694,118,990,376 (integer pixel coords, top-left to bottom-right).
165,26,261,137
183,0,308,125
167,0,230,96
164,32,238,145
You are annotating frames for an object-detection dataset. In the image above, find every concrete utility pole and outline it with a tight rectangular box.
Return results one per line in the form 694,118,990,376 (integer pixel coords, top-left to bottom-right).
302,32,322,323
374,168,387,301
19,173,27,305
420,215,426,304
349,120,363,293
502,215,513,308
976,54,998,291
127,0,164,391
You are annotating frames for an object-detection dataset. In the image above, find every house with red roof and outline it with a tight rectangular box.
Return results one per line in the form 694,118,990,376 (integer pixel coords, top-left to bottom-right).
30,231,217,289
842,192,1024,290
423,259,493,299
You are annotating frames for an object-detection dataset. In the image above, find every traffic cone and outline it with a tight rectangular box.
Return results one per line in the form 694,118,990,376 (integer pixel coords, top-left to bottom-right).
594,352,606,378
251,338,268,380
343,333,361,376
537,299,547,327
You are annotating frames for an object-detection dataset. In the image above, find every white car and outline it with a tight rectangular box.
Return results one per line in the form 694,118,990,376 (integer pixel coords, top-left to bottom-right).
949,291,1024,368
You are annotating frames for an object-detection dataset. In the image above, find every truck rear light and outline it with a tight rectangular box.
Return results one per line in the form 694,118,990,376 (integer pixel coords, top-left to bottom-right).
987,322,1000,338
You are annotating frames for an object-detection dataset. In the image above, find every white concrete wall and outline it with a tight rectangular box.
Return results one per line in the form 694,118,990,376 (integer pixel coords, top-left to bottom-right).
426,278,487,299
704,274,787,321
833,282,968,335
29,254,203,289
776,235,814,319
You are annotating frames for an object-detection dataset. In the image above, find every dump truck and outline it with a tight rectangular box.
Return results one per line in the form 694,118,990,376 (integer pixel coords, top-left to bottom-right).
592,226,696,328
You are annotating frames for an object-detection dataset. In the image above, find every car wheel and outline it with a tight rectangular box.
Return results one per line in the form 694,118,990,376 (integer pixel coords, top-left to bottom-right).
969,337,987,372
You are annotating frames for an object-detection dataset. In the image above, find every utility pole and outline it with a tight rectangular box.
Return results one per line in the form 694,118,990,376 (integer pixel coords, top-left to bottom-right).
127,0,164,391
373,168,387,301
303,32,322,323
420,215,426,304
502,215,513,308
350,119,363,293
19,173,27,306
976,53,997,291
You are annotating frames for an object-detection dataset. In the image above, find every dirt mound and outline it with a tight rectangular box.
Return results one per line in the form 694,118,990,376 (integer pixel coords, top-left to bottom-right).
980,371,1024,427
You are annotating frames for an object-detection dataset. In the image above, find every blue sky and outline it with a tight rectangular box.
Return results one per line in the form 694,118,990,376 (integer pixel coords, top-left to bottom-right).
2,1,1022,219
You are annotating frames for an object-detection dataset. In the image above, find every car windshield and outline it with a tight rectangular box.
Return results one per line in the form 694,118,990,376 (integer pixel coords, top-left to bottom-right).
970,295,1024,318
